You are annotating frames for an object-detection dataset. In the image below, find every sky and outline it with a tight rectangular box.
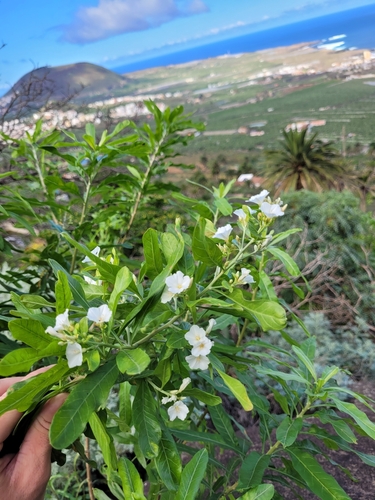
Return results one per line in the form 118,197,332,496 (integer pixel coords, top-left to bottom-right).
1,0,375,91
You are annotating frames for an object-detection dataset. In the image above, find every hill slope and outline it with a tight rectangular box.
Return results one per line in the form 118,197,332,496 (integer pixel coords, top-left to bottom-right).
5,62,129,104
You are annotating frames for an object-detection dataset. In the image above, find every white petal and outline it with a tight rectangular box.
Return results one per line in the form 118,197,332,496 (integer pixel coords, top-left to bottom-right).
213,224,233,241
87,304,112,323
178,377,191,392
239,268,255,285
191,338,213,357
167,401,189,421
185,354,210,370
82,246,100,263
165,271,191,294
247,189,269,205
184,325,206,346
234,208,247,220
46,326,65,339
206,319,216,334
66,342,83,368
161,289,175,303
84,275,97,285
55,309,70,332
259,201,284,218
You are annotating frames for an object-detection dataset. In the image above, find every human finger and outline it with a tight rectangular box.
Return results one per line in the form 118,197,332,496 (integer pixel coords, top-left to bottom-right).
13,393,68,489
0,365,55,448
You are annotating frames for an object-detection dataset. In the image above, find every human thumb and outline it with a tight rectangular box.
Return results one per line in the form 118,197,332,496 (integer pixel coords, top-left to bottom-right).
16,394,68,475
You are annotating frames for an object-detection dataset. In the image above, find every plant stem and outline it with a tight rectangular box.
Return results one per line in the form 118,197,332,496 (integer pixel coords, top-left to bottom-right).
119,135,165,244
70,179,92,273
85,436,95,500
31,145,59,225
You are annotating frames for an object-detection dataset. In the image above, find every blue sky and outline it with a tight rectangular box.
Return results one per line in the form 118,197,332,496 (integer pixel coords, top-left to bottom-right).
1,0,374,90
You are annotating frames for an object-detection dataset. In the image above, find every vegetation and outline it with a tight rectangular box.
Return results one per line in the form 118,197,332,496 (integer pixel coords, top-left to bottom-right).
263,129,344,193
0,101,375,500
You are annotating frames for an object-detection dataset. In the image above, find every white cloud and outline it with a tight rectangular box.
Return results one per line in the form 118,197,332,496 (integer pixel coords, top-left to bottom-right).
61,0,209,44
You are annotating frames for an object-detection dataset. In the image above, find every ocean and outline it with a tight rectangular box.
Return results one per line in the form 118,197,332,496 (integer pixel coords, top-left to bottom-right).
113,3,375,74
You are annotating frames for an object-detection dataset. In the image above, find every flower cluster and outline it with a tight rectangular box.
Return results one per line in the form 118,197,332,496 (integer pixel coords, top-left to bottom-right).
45,304,112,369
162,377,191,421
161,271,192,304
247,189,286,218
185,319,215,371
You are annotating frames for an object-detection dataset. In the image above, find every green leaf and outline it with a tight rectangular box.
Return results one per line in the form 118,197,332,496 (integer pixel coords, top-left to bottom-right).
50,360,119,449
276,417,303,447
9,319,53,349
143,229,163,279
270,228,302,245
330,398,375,440
166,332,187,349
89,412,118,472
175,449,208,500
238,484,275,500
0,363,70,415
116,349,151,375
287,448,351,500
133,381,162,458
119,381,133,428
155,428,182,490
0,343,65,376
292,346,317,381
161,233,180,262
258,271,277,301
217,370,253,411
183,389,221,406
55,271,73,315
209,405,239,447
238,452,271,490
227,290,287,331
49,260,90,310
153,358,172,387
192,218,222,266
109,267,133,313
118,457,146,500
171,428,241,454
214,197,233,216
256,366,308,385
267,247,300,276
93,489,113,500
62,233,120,284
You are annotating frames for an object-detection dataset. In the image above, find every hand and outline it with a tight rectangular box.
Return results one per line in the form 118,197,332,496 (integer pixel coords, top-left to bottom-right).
0,367,67,500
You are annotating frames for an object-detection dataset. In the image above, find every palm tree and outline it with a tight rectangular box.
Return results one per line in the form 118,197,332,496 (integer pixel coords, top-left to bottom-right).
263,128,345,195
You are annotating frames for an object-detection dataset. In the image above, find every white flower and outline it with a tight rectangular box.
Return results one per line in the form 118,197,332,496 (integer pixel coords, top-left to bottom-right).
161,289,176,304
234,208,247,222
238,268,255,285
206,319,216,334
247,189,269,205
165,271,191,294
167,400,189,421
178,377,191,393
46,309,70,338
161,271,191,302
162,395,177,404
213,224,233,241
87,304,112,323
185,325,206,346
259,201,284,218
66,342,83,368
237,173,254,182
82,246,100,264
191,337,213,357
185,354,210,371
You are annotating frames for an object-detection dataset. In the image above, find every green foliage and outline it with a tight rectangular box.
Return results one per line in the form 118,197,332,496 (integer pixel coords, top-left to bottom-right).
263,128,345,194
0,103,374,500
272,190,375,326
